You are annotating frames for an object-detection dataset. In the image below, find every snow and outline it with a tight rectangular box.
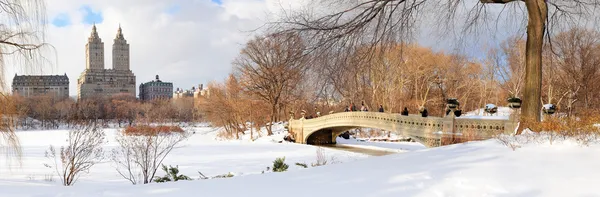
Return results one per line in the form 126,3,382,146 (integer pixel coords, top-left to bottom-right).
459,106,514,120
337,137,426,152
3,131,600,197
0,125,369,187
543,104,556,109
485,103,497,109
3,123,599,197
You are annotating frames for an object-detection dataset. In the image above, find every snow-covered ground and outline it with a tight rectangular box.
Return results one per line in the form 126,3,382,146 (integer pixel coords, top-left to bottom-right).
3,121,599,197
3,130,600,197
337,137,426,152
0,124,371,187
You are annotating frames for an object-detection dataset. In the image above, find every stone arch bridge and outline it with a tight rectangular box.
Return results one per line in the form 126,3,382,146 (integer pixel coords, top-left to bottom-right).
288,112,517,147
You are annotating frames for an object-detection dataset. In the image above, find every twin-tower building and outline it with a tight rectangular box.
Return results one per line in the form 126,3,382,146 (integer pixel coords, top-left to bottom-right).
77,25,136,100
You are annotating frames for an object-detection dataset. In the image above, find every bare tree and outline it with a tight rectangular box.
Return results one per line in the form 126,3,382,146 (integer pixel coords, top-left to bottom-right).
273,0,600,132
44,122,105,186
550,28,600,113
493,37,527,98
111,124,190,185
198,78,253,139
235,33,308,135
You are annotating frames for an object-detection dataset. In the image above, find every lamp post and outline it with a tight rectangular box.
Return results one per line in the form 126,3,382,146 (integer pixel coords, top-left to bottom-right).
507,97,522,134
446,98,460,145
542,104,556,121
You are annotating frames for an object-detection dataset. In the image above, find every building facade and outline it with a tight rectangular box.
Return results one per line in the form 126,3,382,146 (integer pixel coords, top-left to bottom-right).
12,74,69,99
193,84,210,98
139,75,173,101
173,87,194,99
77,25,136,100
173,84,209,100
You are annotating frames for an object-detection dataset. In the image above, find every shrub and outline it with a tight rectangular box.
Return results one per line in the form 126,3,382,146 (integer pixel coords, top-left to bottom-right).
272,157,289,172
522,110,600,144
295,162,308,168
123,125,184,136
112,125,190,185
198,171,234,180
496,135,522,151
44,122,105,186
311,147,328,167
213,172,235,179
153,164,191,183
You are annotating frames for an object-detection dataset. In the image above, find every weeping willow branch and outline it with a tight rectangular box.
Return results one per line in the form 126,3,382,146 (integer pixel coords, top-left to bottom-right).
0,0,47,162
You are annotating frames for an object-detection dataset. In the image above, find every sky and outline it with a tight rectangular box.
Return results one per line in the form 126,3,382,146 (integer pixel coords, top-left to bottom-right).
4,0,523,97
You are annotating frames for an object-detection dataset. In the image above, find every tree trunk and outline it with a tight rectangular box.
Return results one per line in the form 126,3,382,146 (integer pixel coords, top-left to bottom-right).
267,104,276,136
518,0,547,134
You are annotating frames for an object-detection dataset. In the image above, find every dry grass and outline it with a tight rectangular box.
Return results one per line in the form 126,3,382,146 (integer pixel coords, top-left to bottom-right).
522,110,600,137
216,129,237,140
123,125,184,136
494,110,600,150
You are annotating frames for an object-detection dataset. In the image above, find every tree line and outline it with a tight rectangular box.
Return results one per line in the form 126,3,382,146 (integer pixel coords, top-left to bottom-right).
201,27,600,137
6,94,198,129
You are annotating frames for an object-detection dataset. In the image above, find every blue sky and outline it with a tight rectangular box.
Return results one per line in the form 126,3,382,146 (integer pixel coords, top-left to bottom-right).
51,13,71,27
81,5,104,25
166,4,181,15
50,1,226,28
50,5,104,27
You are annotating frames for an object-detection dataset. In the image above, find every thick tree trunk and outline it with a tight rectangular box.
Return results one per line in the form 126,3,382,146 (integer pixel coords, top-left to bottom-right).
518,0,547,134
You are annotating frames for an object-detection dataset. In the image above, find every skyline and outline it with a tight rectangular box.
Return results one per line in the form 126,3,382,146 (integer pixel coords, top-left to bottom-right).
4,0,274,96
3,0,523,97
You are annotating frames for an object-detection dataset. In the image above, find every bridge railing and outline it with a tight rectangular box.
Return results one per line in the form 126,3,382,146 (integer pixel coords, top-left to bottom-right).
288,111,517,144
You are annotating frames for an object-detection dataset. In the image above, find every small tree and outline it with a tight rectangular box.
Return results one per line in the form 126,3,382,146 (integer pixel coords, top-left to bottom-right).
272,157,289,172
44,122,105,186
153,164,191,183
111,124,190,185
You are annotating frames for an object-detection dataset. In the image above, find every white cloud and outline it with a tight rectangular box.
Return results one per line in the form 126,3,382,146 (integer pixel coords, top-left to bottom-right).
6,0,275,96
